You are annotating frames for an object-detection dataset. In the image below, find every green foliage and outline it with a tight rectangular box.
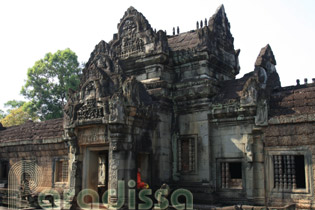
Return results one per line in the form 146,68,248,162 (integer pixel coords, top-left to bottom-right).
21,48,81,120
21,101,37,118
0,109,5,119
0,106,38,127
0,100,39,127
4,100,25,112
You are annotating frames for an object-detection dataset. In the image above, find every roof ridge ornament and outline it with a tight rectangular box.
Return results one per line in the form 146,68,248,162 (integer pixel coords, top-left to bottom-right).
117,6,153,34
208,4,228,31
255,44,277,67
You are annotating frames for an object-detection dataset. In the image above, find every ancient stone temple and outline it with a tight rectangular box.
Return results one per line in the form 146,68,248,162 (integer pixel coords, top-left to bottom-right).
1,5,315,210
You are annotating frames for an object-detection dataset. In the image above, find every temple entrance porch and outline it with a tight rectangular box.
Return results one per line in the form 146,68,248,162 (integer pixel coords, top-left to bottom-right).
82,146,109,199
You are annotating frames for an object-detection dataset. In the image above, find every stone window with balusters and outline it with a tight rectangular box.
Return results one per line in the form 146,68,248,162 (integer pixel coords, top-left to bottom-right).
273,155,306,190
178,136,197,173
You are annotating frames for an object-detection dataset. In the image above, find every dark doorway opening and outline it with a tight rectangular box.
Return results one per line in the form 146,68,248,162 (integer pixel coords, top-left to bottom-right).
295,155,306,189
137,153,151,187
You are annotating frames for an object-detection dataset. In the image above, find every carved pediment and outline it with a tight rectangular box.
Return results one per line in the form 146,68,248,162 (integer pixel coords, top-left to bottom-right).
86,41,114,63
120,19,137,37
81,75,114,100
64,74,155,127
118,29,146,59
118,6,153,37
64,73,112,125
63,7,162,127
111,6,168,60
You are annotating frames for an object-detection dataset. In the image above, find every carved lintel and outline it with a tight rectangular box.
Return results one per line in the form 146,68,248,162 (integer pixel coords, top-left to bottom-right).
77,126,109,146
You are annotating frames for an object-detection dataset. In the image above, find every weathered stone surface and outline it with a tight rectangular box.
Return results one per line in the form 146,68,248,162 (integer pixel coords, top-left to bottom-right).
0,118,63,143
255,44,277,67
1,5,315,210
269,85,315,121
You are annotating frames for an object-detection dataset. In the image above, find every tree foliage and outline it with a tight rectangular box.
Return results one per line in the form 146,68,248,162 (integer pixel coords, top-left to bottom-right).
21,48,81,120
4,100,25,112
0,103,38,127
0,109,5,120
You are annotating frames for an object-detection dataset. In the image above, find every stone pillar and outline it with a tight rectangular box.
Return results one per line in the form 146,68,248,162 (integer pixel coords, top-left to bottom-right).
252,128,265,205
64,128,83,210
108,124,136,209
69,142,82,195
171,133,180,181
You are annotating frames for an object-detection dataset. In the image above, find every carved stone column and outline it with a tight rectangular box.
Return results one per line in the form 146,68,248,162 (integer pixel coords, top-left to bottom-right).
108,124,136,209
64,128,82,210
287,155,292,189
274,156,279,190
278,156,283,190
291,156,296,189
221,162,230,188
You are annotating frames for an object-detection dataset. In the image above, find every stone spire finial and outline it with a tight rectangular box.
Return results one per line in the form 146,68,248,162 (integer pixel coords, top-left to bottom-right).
208,4,234,53
215,4,225,15
255,44,281,89
296,79,300,86
128,6,136,11
208,4,230,32
255,44,277,68
177,26,179,34
196,21,199,29
205,18,208,26
173,27,175,35
200,20,203,28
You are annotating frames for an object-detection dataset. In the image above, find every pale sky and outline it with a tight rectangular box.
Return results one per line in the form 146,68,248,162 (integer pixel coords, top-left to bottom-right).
1,0,315,111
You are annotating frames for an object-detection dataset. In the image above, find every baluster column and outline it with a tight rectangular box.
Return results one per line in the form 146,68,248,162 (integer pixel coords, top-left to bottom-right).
274,156,279,189
291,156,296,189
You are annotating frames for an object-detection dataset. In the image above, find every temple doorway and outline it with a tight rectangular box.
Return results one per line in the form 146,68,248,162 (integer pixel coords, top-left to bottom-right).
98,151,109,198
137,153,151,188
82,147,109,198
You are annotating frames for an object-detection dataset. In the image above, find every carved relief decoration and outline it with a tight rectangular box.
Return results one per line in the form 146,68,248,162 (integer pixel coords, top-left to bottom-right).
241,78,258,106
111,7,168,59
119,35,145,58
77,99,104,120
64,61,155,127
115,17,146,59
109,93,124,123
63,7,159,133
77,125,108,145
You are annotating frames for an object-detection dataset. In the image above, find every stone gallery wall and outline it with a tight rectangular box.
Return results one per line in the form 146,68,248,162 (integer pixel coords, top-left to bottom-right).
0,119,67,191
265,85,315,209
0,4,315,209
